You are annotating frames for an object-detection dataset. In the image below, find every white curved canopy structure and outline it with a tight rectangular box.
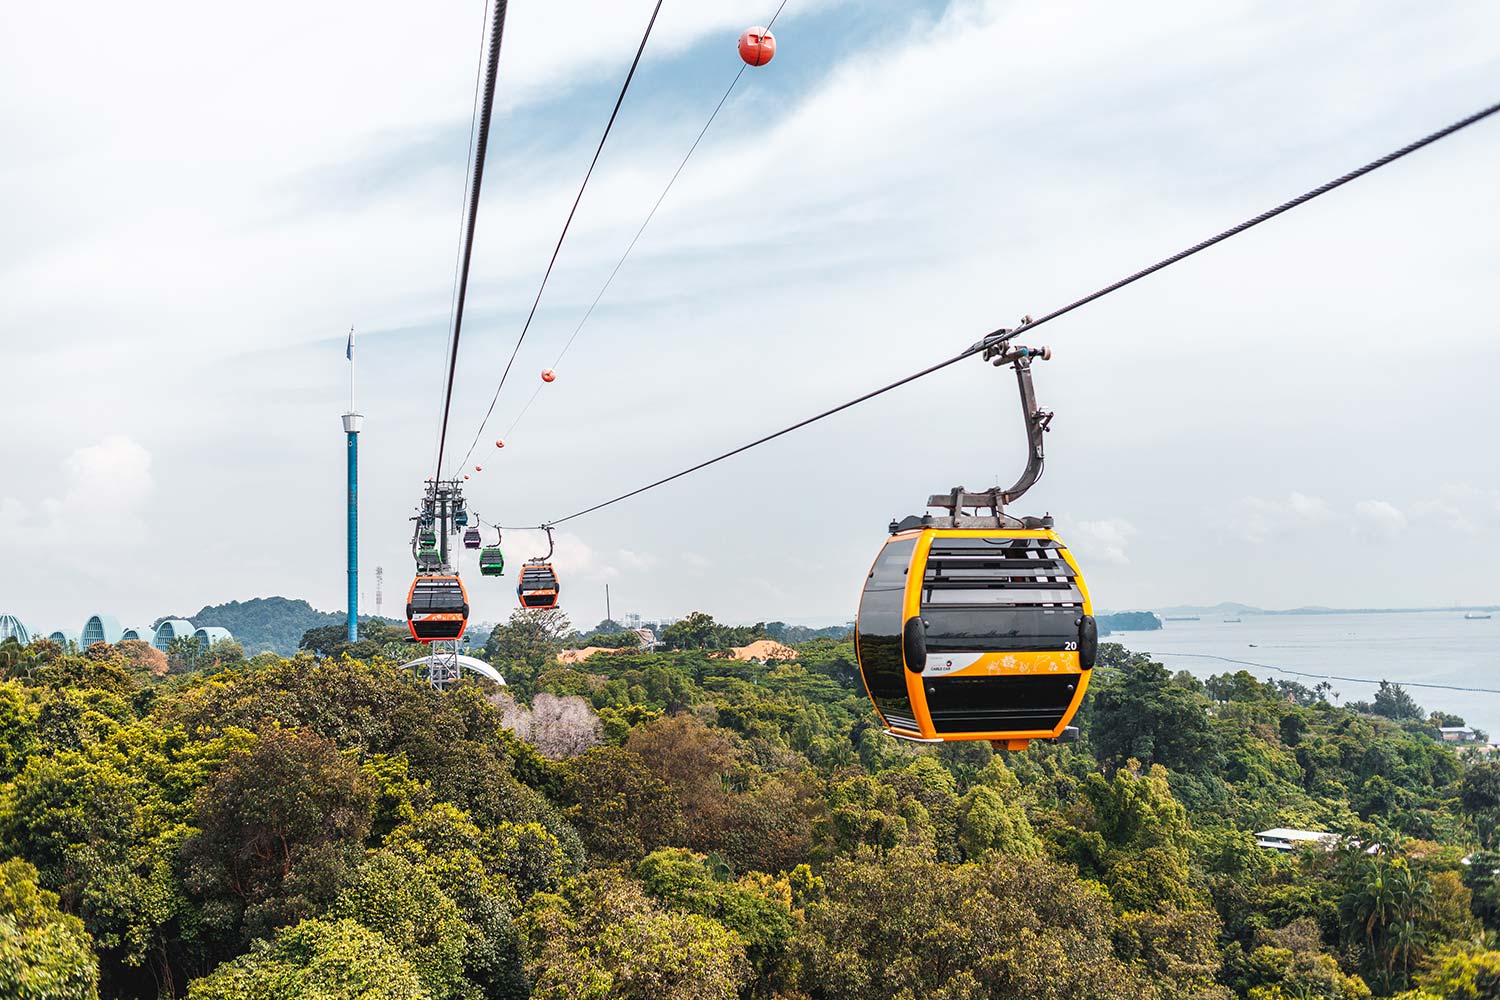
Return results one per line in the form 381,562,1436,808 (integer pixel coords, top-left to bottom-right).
399,652,505,686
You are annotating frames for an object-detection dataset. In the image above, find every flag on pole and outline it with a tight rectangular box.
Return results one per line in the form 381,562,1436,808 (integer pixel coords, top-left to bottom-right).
346,326,355,360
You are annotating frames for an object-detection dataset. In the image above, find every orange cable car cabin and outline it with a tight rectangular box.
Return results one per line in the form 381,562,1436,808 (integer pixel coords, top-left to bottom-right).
407,574,470,642
855,524,1097,749
517,562,560,609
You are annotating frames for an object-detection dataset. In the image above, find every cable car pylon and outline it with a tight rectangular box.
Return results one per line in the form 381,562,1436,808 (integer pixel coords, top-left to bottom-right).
407,479,472,642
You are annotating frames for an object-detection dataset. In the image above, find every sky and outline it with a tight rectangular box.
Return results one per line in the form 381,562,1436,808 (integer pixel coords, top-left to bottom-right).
1,0,1498,635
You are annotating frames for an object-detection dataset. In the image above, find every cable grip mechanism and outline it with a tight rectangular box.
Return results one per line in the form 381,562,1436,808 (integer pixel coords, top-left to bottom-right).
892,321,1056,533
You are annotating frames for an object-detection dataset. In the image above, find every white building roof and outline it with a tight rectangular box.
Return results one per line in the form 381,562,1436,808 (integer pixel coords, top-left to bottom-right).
1257,828,1334,841
1256,828,1339,851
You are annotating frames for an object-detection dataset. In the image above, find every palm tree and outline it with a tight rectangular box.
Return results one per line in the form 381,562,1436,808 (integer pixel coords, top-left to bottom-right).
1342,859,1395,969
1388,862,1434,986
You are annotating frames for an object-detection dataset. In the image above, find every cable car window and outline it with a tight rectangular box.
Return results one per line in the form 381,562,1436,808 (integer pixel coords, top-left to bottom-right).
857,537,917,726
922,586,1081,606
922,539,1080,607
410,582,465,612
922,607,1078,652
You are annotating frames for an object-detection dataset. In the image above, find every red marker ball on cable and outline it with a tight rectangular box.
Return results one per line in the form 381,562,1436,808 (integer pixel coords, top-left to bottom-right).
739,26,775,66
541,369,556,383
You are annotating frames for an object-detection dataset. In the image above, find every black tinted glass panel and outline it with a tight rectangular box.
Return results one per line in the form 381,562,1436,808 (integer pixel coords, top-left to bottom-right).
857,538,916,725
411,582,465,612
925,674,1077,732
923,607,1078,652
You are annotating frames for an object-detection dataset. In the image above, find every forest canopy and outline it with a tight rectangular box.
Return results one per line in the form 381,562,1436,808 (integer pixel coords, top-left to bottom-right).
0,619,1495,1000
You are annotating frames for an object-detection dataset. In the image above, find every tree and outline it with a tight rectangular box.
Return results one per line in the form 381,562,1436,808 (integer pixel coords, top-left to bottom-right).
521,870,750,1000
300,624,356,656
23,651,137,701
385,803,530,999
659,613,767,652
1222,918,1370,1000
635,848,796,985
528,694,602,759
1463,851,1500,931
717,774,821,876
794,848,1161,1000
559,746,684,861
155,657,562,836
186,917,429,1000
0,681,37,782
115,639,168,679
183,728,375,948
1372,681,1423,722
486,609,572,659
486,821,569,901
662,612,722,651
1088,652,1219,772
299,621,406,660
330,853,471,1000
1411,943,1500,1000
957,784,1039,859
1459,763,1500,849
0,857,100,1000
1340,856,1434,991
626,715,735,852
483,610,572,695
0,743,191,994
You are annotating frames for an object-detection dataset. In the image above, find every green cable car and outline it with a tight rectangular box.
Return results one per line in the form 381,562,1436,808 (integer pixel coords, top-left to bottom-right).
479,546,505,577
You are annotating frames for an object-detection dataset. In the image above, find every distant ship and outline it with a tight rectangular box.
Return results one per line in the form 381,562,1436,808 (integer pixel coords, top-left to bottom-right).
1164,616,1200,622
1465,611,1493,620
1223,617,1242,623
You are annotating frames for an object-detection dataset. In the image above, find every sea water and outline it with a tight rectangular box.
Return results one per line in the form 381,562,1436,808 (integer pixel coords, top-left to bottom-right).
1115,611,1500,738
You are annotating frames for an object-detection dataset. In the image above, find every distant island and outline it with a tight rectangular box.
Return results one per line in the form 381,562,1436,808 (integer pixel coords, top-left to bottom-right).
1096,611,1161,635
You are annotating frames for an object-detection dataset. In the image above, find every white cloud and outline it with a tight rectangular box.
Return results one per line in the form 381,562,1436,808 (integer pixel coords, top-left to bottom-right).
1234,492,1332,542
1062,517,1137,566
1352,499,1408,540
1410,483,1500,535
61,436,153,508
543,532,657,581
2,0,1498,626
2,436,154,547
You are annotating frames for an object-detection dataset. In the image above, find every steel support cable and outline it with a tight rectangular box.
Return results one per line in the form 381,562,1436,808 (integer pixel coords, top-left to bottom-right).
436,0,495,423
495,66,751,445
539,98,1500,527
1161,652,1500,696
488,0,796,451
453,0,668,475
434,0,512,479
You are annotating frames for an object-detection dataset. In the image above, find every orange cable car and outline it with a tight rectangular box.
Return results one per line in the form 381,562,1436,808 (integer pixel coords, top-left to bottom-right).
856,523,1095,748
517,562,560,609
407,574,470,642
853,335,1096,748
516,526,560,609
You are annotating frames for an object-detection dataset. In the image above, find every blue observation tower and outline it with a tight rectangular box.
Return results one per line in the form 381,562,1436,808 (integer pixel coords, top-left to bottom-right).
342,326,362,643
